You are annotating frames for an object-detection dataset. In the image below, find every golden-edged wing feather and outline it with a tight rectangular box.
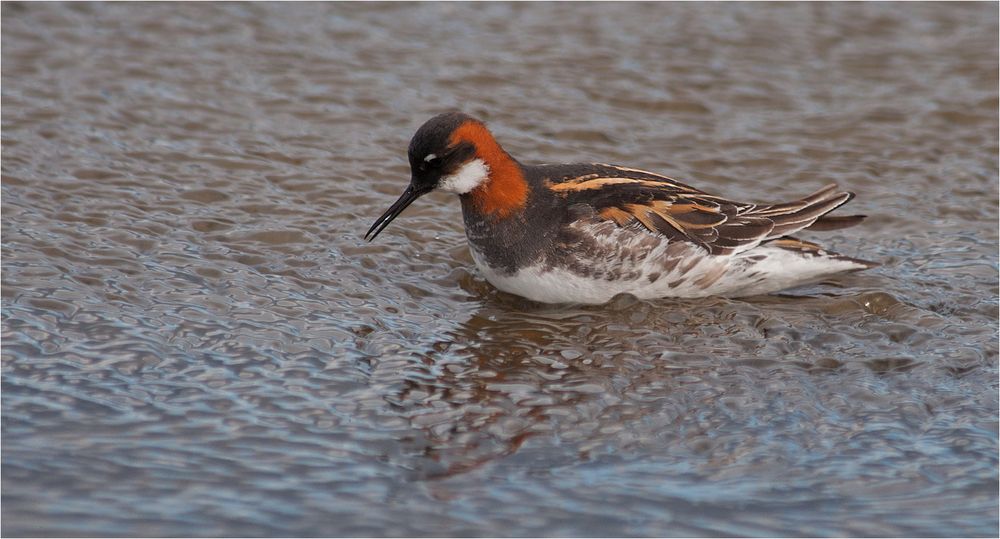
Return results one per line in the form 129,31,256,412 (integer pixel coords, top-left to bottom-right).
543,163,865,256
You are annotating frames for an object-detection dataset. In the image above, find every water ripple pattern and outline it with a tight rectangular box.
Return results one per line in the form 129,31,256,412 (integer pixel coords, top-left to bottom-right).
2,3,997,537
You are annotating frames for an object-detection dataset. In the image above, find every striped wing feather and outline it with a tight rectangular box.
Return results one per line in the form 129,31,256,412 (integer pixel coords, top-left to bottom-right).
546,164,864,256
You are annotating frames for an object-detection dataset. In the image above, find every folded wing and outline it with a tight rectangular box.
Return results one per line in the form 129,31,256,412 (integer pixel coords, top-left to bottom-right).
545,164,865,256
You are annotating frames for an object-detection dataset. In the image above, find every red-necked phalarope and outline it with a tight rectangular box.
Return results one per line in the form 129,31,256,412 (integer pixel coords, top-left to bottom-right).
366,112,878,304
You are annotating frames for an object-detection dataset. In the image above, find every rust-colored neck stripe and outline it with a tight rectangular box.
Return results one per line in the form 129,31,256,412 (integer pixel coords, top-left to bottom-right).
449,120,528,218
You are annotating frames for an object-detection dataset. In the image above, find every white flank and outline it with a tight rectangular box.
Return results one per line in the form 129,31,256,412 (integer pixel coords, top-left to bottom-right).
439,159,490,194
467,220,869,304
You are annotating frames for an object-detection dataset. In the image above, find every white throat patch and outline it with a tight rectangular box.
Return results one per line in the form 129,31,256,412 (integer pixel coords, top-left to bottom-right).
438,159,490,194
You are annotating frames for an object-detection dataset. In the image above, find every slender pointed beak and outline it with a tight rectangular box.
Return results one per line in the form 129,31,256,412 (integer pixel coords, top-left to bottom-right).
365,185,425,241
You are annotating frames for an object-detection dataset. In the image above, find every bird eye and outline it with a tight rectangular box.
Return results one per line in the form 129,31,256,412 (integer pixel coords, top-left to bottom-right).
418,154,441,172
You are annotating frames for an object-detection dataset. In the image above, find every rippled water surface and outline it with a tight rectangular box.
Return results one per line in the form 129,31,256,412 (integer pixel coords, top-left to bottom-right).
3,2,998,537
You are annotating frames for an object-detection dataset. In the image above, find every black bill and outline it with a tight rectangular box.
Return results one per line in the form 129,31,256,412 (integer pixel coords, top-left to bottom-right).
365,186,424,241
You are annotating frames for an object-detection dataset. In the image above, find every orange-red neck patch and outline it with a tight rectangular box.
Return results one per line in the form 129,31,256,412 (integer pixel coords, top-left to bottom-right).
450,120,528,218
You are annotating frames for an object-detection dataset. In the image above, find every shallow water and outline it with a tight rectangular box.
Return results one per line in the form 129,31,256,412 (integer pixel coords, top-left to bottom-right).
2,2,998,537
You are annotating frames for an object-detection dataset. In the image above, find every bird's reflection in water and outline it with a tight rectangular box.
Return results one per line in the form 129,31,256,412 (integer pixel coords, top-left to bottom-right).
379,290,714,481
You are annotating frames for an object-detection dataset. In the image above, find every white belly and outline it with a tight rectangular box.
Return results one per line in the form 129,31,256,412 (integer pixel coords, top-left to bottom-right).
468,241,720,304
